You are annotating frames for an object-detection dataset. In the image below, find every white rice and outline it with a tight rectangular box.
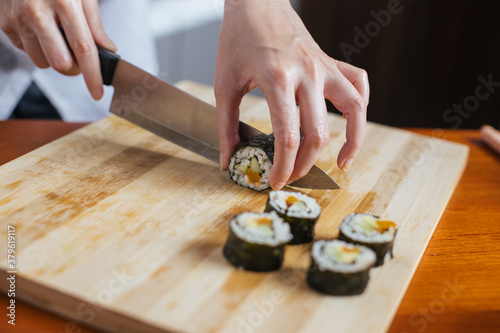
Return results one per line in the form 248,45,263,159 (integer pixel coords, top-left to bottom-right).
268,191,321,218
340,213,397,243
229,146,272,191
312,240,376,273
231,212,293,246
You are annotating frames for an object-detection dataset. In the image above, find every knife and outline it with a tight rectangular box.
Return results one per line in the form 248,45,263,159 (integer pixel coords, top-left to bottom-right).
92,44,339,190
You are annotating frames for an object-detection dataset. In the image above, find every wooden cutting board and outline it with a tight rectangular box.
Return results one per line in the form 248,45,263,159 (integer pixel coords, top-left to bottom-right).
0,81,468,333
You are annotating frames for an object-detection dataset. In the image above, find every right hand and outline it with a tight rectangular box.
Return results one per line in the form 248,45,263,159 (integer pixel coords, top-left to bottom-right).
0,0,116,100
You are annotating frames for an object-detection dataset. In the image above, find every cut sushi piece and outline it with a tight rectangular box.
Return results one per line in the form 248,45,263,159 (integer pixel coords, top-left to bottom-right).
306,240,376,295
338,213,398,266
229,134,274,191
265,191,321,244
223,211,293,272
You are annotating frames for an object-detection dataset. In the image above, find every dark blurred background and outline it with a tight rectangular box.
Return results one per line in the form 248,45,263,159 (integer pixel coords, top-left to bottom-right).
300,0,500,129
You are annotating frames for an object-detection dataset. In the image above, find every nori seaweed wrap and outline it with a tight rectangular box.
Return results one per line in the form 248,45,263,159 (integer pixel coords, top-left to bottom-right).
264,191,321,244
229,134,275,191
223,212,293,272
306,240,376,296
338,213,398,266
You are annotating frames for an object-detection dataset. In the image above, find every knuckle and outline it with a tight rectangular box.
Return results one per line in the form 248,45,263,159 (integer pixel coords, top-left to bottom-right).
55,0,72,12
23,2,43,25
265,63,291,86
278,132,301,150
358,68,369,82
309,127,330,149
349,96,367,112
72,38,95,56
303,56,320,80
52,56,73,73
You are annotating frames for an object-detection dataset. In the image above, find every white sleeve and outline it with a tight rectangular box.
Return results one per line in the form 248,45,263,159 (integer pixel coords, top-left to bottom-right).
22,0,157,122
0,32,35,119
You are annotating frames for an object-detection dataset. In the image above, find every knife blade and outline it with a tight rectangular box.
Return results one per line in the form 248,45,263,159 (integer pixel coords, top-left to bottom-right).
96,47,339,190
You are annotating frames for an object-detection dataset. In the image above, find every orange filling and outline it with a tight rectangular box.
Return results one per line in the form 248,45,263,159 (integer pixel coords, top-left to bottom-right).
342,246,361,253
375,220,396,233
286,196,300,207
246,169,261,183
256,218,272,227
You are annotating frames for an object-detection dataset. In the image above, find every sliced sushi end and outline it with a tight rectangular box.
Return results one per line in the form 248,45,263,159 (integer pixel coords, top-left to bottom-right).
326,245,361,264
285,195,308,211
228,136,273,191
338,231,396,267
306,260,371,296
339,213,398,266
265,202,317,244
222,229,285,272
265,191,321,245
250,157,263,175
236,164,249,173
222,212,292,272
306,240,375,296
357,215,397,236
246,168,261,184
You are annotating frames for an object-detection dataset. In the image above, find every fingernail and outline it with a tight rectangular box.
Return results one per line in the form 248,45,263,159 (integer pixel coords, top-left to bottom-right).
342,158,354,171
91,87,103,100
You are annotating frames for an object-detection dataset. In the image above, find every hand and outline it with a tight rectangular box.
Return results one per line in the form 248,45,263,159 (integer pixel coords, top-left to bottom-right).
0,0,116,100
215,0,369,190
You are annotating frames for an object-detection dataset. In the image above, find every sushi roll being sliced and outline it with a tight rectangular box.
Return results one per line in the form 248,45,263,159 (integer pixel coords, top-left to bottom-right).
229,134,274,191
306,240,376,296
338,213,398,266
223,211,293,272
264,191,321,245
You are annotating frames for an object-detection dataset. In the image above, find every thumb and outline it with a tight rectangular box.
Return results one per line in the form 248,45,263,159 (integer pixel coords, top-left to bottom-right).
82,0,116,52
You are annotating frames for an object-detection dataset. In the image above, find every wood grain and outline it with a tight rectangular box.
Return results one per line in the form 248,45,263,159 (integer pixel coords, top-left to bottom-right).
1,128,498,333
0,82,471,333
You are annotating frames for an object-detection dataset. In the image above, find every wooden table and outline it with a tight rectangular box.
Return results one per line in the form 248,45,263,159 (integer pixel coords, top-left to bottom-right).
1,120,499,333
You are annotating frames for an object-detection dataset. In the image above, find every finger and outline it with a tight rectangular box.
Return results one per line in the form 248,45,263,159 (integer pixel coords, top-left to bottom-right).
335,60,370,105
5,32,24,50
82,0,116,52
16,2,77,74
58,1,103,100
216,87,243,171
20,34,50,68
287,84,330,184
36,21,80,76
261,84,301,190
325,71,367,171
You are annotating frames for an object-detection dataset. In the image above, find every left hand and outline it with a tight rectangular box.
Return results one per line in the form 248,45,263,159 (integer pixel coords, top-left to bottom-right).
215,0,369,190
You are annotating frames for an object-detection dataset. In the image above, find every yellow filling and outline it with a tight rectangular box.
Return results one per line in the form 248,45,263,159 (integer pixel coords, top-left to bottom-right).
246,169,261,184
375,220,397,233
286,196,300,207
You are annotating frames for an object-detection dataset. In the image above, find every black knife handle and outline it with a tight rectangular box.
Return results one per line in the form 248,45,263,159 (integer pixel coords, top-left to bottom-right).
98,47,120,86
58,26,120,86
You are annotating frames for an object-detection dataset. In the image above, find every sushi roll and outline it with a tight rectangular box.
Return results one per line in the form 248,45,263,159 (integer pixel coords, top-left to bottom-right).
338,213,397,266
264,191,321,245
223,211,293,272
229,134,274,191
306,240,376,296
